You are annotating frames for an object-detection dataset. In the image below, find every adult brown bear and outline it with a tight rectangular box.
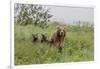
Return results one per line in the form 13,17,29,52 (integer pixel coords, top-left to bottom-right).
50,26,66,53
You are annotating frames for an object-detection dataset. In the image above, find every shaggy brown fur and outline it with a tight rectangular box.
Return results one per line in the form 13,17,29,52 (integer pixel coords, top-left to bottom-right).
50,26,66,52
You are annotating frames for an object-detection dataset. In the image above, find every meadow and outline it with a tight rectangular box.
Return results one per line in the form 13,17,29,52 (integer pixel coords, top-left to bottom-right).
14,23,94,65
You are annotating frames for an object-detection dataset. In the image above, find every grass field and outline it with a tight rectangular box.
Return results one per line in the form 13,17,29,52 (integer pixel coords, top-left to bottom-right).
14,23,94,65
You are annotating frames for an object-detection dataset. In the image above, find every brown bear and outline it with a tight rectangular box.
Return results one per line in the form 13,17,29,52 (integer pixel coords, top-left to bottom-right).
49,26,66,53
41,33,48,43
32,33,38,42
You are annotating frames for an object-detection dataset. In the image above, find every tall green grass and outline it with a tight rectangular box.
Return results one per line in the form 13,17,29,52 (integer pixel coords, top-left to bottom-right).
14,24,94,65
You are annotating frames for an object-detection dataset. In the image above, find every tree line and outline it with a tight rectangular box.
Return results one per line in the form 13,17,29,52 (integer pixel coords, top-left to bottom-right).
14,3,53,28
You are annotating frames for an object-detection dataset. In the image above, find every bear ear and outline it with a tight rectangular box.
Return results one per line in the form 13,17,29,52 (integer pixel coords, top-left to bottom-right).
56,26,60,30
63,26,67,31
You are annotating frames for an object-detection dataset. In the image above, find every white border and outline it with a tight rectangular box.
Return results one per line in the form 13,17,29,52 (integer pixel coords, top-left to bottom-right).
12,0,95,8
11,0,95,69
10,0,14,68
